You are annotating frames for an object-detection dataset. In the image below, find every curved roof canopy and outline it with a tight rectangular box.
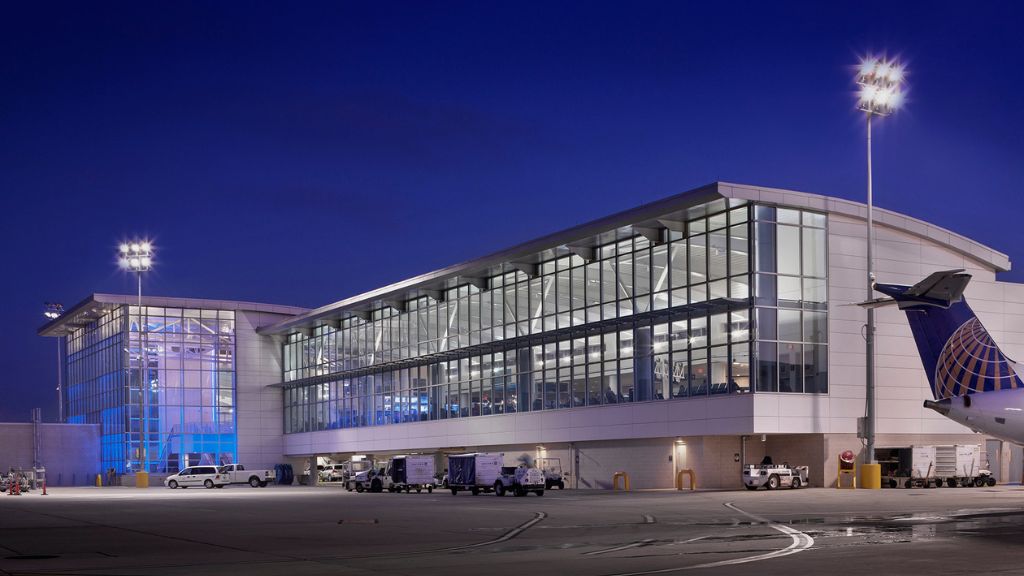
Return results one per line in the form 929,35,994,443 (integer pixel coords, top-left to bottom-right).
252,181,1010,335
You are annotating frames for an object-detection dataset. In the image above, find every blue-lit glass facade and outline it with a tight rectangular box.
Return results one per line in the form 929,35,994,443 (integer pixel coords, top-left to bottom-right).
281,200,829,433
65,306,237,473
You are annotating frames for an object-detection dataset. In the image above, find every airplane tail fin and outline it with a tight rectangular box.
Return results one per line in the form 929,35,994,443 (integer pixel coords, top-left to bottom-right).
869,270,1021,400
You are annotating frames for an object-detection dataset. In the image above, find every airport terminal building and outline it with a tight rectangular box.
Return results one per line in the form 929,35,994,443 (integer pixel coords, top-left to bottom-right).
39,183,1024,488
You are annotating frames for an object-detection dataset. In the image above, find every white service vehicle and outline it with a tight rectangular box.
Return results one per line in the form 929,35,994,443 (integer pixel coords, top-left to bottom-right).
217,464,274,488
879,444,990,488
165,466,229,489
447,452,503,496
382,455,436,493
742,464,809,490
494,466,545,497
346,462,386,493
538,457,565,490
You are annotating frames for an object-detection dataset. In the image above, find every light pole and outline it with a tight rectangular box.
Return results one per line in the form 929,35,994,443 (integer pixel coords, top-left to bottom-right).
855,57,905,473
44,302,65,422
119,240,153,484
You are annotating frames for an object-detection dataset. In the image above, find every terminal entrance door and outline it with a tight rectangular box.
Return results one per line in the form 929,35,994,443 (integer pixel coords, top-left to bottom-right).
672,441,688,486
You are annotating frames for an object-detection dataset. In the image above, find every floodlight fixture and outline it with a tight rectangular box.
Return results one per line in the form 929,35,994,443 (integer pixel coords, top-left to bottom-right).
43,302,64,320
856,56,906,116
118,239,154,272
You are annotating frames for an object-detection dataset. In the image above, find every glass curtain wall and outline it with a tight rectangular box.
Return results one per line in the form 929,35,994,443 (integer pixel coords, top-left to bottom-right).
65,305,237,473
66,307,127,471
282,200,828,434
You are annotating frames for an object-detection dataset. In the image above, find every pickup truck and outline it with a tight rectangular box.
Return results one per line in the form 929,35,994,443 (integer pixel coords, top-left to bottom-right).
217,464,274,487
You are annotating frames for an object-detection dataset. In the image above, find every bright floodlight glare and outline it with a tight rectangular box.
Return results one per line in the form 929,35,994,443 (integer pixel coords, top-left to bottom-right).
856,56,906,116
118,238,155,271
858,59,877,79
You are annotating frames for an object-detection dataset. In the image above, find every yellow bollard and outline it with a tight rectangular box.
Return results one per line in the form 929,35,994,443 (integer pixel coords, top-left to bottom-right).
95,474,103,487
612,471,631,491
135,471,149,488
675,469,697,490
858,464,881,489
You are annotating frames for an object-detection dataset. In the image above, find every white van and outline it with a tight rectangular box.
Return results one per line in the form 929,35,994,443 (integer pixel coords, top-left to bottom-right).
165,466,228,489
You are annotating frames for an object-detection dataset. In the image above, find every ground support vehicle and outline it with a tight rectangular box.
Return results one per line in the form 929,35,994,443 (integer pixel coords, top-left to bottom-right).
538,457,565,490
447,453,503,496
383,455,435,493
975,469,997,486
329,459,372,484
337,460,374,490
495,466,545,496
345,462,386,492
218,464,274,487
164,466,229,489
742,464,809,490
876,445,989,488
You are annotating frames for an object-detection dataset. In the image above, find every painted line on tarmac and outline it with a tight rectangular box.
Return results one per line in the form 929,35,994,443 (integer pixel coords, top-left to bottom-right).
439,512,547,552
585,539,657,556
600,502,813,575
642,514,656,524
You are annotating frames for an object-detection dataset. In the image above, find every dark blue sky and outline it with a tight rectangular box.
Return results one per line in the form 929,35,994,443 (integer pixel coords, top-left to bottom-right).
3,1,1022,421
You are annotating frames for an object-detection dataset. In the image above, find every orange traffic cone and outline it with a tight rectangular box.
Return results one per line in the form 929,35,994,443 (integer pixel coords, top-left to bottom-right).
42,480,47,496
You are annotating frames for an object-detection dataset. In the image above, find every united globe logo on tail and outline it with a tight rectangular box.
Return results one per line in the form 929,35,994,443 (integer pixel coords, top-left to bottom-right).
934,317,1022,400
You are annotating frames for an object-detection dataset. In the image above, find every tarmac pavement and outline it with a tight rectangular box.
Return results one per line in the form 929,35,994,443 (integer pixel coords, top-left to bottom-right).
2,483,1024,575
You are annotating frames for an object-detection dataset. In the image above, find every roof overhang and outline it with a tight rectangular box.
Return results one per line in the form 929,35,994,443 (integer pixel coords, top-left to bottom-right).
260,181,1013,337
39,294,309,337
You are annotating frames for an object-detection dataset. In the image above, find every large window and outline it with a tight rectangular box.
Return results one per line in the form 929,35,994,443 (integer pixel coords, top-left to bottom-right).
753,206,828,393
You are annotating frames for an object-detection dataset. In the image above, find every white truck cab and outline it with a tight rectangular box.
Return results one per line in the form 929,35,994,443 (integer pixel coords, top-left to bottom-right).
217,464,274,488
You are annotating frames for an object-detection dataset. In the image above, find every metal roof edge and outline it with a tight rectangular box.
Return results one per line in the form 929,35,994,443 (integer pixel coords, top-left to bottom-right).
718,182,1012,272
38,293,309,337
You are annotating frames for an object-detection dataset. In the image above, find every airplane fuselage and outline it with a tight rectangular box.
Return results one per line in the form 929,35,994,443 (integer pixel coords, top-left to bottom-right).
926,388,1024,444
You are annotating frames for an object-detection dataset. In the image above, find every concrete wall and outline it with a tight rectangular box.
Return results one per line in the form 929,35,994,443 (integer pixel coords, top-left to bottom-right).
284,395,758,457
572,439,674,490
235,311,294,470
0,423,100,486
826,213,1023,437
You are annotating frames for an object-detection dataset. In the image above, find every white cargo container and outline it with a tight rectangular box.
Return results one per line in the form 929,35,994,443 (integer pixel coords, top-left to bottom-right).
910,445,936,481
447,452,504,495
879,444,987,488
955,444,981,478
385,455,436,493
